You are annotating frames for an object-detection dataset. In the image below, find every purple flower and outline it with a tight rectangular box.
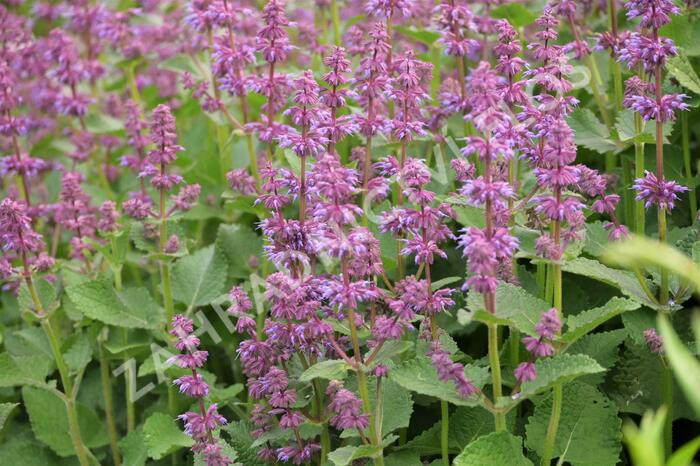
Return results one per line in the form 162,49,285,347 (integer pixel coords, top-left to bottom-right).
643,328,664,354
632,171,688,210
514,362,537,382
428,341,477,398
0,199,43,254
328,386,370,430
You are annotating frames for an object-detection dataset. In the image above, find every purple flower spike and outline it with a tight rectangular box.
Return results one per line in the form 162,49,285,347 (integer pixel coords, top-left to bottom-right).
632,171,688,210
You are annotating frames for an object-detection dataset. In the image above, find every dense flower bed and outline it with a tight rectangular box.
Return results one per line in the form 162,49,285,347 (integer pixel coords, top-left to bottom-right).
1,1,700,465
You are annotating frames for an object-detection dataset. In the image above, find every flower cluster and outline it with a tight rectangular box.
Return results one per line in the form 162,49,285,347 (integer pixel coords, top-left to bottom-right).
514,308,562,384
170,316,232,466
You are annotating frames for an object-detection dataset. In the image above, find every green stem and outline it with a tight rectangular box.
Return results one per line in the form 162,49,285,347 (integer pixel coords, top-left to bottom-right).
441,400,449,466
99,345,122,466
246,132,260,188
160,262,175,321
662,361,674,457
658,206,669,305
540,384,563,466
330,0,341,45
681,112,696,221
488,323,506,431
125,63,142,105
541,260,563,465
621,156,635,228
39,317,91,466
634,128,646,235
585,54,612,130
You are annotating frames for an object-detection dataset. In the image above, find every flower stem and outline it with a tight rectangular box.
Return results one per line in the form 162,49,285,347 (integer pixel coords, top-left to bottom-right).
540,383,563,466
487,323,506,431
99,344,122,466
330,0,341,45
662,361,674,456
39,315,91,466
658,206,669,304
634,127,646,234
441,400,449,465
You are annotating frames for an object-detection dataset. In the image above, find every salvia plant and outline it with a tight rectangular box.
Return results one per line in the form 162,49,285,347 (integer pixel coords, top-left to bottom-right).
2,0,700,465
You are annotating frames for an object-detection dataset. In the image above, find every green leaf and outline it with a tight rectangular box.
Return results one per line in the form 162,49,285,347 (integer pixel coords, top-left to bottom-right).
120,428,149,466
658,314,700,416
466,282,550,336
518,354,604,400
364,340,413,370
0,402,18,430
453,431,532,466
607,340,698,421
328,435,397,466
666,53,700,94
567,109,618,154
160,54,203,77
389,356,486,407
250,423,321,449
615,109,672,144
384,451,423,466
298,359,352,382
562,257,661,310
83,113,124,133
216,224,263,279
18,278,58,314
328,444,383,466
525,383,621,466
341,380,413,439
66,279,164,329
583,221,610,257
667,435,700,466
23,386,109,456
603,235,700,297
0,352,51,388
400,407,494,455
491,4,537,27
566,329,628,385
622,408,666,466
0,430,75,466
393,26,441,46
142,412,193,460
63,332,93,372
172,245,228,308
561,297,640,344
223,421,268,466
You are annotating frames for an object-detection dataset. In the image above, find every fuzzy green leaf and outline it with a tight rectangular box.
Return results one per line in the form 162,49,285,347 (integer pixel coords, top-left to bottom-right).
562,297,640,344
454,431,532,466
562,257,661,310
216,223,263,279
0,353,51,388
566,329,628,385
172,245,228,308
63,332,93,372
567,109,618,154
329,435,397,466
667,53,700,94
119,428,149,466
23,386,109,456
66,280,164,329
519,354,604,400
142,412,193,460
525,383,622,466
298,359,352,382
400,407,494,455
390,356,486,407
223,421,268,466
0,402,18,430
467,282,550,336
